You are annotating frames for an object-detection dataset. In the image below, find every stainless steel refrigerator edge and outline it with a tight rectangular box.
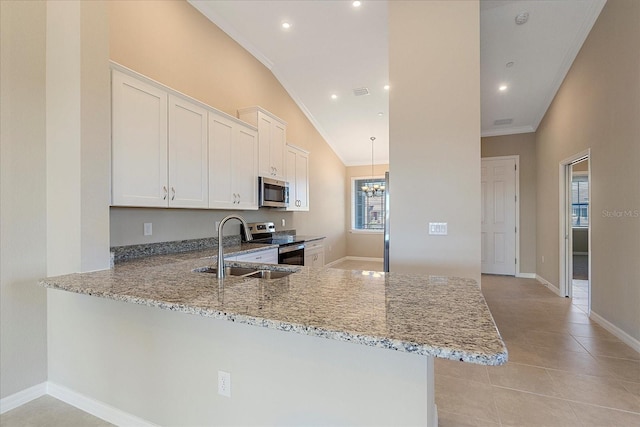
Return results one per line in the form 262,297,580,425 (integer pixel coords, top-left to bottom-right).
384,171,390,272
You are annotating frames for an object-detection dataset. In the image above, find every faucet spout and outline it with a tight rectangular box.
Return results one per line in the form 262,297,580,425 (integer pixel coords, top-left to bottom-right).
217,215,253,279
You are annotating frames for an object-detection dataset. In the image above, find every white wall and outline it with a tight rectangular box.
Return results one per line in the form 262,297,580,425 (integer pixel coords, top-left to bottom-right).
45,0,111,276
0,0,49,398
389,1,481,281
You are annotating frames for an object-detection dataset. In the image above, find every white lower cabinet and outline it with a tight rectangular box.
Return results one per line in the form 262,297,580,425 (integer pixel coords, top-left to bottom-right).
304,239,325,267
232,248,278,264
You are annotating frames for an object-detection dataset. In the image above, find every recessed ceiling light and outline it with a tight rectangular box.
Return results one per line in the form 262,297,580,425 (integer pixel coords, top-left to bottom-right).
383,84,390,90
377,112,384,116
499,85,508,92
281,22,291,29
353,1,362,7
515,11,529,25
331,94,338,100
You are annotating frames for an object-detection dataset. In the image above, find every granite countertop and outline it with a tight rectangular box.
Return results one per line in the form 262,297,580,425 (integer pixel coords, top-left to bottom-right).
296,235,325,243
39,253,507,366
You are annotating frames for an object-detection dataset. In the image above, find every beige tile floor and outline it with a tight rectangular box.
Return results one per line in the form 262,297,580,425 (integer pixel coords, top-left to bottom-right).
2,261,638,426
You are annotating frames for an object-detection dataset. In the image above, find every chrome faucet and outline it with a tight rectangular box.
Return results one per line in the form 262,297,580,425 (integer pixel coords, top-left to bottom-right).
217,214,253,279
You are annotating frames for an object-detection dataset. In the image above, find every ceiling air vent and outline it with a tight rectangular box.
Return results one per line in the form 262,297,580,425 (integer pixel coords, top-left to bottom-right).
494,118,513,126
353,87,370,96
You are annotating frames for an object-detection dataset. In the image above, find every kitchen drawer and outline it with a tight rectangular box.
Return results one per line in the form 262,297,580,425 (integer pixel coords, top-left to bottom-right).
234,247,278,264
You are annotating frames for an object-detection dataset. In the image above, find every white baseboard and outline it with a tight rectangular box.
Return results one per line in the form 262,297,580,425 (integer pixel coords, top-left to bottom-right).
345,256,384,262
0,382,47,414
589,311,640,353
536,274,561,296
516,272,536,279
47,382,158,427
325,256,384,268
324,257,347,267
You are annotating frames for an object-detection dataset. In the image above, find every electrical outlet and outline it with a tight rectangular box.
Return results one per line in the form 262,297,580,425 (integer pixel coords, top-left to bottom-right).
281,219,286,227
542,255,545,263
218,371,231,397
143,223,152,236
428,222,447,235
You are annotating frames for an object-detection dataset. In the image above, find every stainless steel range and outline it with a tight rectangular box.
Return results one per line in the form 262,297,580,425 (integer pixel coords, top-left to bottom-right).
244,222,305,265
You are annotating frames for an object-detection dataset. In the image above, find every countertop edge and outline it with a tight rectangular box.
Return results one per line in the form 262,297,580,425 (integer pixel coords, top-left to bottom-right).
40,278,507,366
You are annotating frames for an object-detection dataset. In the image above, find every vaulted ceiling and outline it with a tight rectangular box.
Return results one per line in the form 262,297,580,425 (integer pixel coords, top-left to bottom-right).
190,0,606,166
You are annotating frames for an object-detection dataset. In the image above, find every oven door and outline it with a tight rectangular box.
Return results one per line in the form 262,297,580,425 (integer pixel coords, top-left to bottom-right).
278,243,305,265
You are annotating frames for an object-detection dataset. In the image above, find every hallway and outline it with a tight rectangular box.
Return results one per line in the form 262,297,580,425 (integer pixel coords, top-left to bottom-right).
437,274,639,426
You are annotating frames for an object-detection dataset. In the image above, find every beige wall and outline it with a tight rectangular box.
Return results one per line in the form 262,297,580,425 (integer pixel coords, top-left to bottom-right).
389,1,481,281
48,290,431,425
536,0,640,341
107,0,346,263
0,0,49,398
482,133,537,274
345,164,389,259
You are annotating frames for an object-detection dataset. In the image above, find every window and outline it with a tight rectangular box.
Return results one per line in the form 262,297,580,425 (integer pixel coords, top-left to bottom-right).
572,174,589,227
352,177,385,231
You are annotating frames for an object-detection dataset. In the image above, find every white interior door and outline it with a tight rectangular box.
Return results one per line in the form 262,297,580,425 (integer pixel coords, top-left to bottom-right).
481,158,517,275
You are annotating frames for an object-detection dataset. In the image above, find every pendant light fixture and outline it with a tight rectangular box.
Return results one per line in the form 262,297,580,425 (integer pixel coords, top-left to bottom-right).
361,136,385,197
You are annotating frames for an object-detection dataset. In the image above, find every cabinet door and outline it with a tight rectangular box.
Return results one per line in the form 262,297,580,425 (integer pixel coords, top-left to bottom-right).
168,95,208,208
234,126,258,209
209,114,235,209
285,148,298,209
285,146,310,212
270,121,286,180
257,112,273,177
112,70,168,207
295,150,309,211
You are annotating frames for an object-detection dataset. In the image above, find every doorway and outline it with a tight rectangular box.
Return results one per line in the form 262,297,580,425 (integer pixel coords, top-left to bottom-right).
559,151,591,313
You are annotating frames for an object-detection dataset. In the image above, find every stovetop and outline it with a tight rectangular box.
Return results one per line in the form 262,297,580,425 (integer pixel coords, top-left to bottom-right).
250,233,304,246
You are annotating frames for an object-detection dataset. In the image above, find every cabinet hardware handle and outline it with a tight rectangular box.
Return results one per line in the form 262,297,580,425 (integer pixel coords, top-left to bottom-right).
256,256,262,260
163,186,168,200
171,187,175,200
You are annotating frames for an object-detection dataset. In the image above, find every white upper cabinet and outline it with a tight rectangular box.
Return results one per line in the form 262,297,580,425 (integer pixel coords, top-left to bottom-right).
237,107,287,181
112,69,208,208
286,144,309,211
208,113,258,210
112,70,168,207
168,94,209,208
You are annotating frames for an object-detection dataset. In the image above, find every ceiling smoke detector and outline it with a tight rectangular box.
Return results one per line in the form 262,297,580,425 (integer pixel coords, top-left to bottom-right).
494,118,513,126
353,87,370,96
515,11,529,25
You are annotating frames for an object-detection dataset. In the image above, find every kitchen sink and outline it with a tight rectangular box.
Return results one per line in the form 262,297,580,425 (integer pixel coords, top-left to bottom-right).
245,270,292,279
193,266,295,280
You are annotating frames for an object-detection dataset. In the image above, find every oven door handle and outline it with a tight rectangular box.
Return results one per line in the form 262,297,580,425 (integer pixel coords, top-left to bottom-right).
278,243,305,254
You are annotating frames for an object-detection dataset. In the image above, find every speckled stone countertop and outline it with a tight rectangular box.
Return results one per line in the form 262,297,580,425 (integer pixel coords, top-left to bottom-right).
39,252,507,366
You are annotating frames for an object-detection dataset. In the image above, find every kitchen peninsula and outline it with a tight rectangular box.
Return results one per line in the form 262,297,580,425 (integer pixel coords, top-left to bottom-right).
40,248,506,426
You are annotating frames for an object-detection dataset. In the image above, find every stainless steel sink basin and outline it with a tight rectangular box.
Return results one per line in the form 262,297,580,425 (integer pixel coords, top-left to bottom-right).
245,270,293,279
193,266,294,280
193,266,257,276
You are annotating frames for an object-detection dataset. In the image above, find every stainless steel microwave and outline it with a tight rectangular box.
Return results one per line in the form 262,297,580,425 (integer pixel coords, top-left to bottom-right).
258,176,289,208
